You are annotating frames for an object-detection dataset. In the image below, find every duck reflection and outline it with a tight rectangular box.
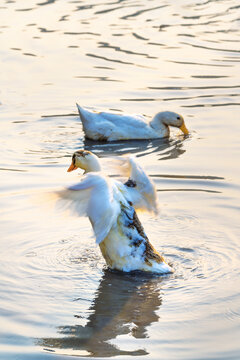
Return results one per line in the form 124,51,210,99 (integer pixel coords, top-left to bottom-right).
37,270,164,357
83,136,186,160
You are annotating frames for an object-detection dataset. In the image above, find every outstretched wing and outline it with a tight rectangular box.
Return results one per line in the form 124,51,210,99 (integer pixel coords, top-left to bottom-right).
47,173,121,244
110,156,159,215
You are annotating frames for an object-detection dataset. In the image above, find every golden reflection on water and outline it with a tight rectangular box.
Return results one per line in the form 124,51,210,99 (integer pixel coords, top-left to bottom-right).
37,270,163,357
83,136,186,159
0,0,240,359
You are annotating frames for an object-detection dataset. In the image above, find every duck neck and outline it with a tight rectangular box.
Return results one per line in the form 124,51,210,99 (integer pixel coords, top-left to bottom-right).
149,114,169,137
84,158,101,173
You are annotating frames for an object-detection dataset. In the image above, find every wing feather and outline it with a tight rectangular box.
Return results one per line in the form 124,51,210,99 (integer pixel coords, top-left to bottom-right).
49,173,121,244
109,156,158,214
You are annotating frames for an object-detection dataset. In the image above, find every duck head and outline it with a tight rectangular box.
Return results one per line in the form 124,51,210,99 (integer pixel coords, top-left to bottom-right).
150,111,189,136
67,150,101,173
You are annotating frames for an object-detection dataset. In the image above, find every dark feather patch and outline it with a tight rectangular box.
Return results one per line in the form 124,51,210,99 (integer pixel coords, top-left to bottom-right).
124,179,137,188
123,204,165,265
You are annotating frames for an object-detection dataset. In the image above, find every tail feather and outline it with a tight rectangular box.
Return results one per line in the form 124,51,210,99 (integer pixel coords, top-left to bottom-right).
76,103,83,121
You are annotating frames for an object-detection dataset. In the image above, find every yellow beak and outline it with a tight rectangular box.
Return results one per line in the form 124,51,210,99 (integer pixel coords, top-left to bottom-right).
179,121,189,135
67,161,77,172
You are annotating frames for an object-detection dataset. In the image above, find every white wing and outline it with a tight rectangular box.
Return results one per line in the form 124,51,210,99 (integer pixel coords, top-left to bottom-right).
110,156,159,215
50,173,121,244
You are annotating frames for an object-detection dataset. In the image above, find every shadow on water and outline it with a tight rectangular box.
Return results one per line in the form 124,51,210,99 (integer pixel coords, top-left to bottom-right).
83,137,186,160
37,270,164,357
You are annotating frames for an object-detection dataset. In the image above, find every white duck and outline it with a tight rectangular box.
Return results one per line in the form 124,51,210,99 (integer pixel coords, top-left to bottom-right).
55,150,173,274
76,104,189,141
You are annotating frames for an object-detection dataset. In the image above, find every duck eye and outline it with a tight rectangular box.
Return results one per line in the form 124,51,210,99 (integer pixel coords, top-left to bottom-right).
177,116,180,120
72,153,76,164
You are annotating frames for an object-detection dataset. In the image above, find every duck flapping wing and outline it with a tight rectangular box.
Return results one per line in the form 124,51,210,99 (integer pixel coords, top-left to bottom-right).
51,173,125,244
109,156,159,215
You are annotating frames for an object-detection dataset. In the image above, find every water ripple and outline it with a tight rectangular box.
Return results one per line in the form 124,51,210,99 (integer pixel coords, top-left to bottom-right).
180,41,240,53
121,5,169,20
1,0,240,358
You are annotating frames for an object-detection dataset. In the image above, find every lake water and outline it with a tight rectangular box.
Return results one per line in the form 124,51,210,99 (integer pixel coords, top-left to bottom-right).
0,0,240,359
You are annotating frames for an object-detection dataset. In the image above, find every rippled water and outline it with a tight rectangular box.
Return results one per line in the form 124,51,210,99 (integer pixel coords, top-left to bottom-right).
1,0,240,359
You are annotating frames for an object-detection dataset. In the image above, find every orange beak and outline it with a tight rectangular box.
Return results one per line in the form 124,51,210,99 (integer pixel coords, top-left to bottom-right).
67,161,77,172
180,121,189,135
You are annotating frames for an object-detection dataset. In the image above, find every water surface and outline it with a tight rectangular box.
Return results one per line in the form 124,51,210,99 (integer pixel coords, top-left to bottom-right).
0,0,240,359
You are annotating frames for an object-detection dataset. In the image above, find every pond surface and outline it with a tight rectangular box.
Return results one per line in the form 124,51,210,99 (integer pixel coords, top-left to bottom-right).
0,0,240,359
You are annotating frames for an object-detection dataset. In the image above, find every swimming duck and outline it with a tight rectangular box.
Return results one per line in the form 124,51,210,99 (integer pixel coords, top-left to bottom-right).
76,104,188,141
56,150,173,274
